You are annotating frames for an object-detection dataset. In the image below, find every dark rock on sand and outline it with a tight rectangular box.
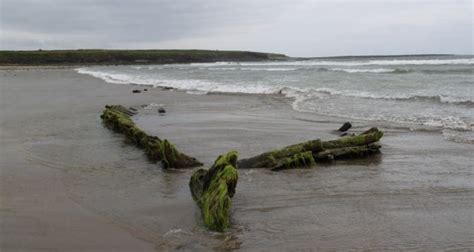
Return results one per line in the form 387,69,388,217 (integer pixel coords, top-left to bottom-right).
338,122,352,132
158,107,166,114
132,89,141,93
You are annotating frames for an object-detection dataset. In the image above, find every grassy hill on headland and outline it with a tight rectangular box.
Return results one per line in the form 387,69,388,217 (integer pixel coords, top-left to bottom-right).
0,49,288,65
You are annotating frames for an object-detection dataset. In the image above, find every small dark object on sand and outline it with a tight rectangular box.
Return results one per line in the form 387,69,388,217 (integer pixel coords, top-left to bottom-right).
144,89,148,91
132,89,141,93
158,107,166,114
162,87,174,90
338,122,352,132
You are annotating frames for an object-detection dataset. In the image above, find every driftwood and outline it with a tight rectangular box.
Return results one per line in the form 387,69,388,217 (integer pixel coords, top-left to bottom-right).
238,128,383,170
314,143,381,162
237,139,323,168
189,151,239,232
101,105,202,168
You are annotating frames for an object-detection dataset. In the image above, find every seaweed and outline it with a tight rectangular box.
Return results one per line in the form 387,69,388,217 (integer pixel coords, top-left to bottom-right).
101,105,202,168
189,151,239,232
238,128,384,170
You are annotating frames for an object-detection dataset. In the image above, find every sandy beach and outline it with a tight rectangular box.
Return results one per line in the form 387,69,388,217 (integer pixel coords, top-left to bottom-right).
1,68,473,251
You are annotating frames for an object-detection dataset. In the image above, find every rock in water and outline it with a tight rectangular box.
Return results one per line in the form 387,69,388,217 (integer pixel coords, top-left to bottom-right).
189,151,239,232
158,107,166,114
132,89,141,93
338,122,352,132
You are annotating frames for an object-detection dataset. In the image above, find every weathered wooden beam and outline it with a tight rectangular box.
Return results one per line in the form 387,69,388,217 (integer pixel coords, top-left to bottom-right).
237,139,323,168
101,105,202,168
237,128,383,169
189,151,239,232
314,143,381,162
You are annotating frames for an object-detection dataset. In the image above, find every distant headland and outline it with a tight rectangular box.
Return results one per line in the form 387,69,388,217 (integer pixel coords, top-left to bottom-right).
0,49,288,66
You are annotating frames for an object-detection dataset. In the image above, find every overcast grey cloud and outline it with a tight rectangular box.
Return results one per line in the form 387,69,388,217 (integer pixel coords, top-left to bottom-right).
0,0,472,56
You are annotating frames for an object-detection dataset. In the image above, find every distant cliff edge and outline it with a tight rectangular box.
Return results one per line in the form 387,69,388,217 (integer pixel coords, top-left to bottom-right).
0,49,288,65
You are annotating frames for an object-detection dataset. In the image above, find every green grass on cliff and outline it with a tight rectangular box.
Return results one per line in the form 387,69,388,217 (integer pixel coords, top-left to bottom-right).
0,49,287,65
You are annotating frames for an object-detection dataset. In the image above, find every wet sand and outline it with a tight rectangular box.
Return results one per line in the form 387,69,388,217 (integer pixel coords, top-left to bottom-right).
1,68,473,251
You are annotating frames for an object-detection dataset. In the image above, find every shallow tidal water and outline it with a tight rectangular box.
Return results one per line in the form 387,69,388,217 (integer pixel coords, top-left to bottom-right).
1,68,473,251
78,55,474,144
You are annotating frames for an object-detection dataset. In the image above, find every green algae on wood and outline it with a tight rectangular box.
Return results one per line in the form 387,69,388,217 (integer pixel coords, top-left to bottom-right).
314,143,381,162
271,151,316,171
101,105,202,168
237,139,323,168
189,151,239,232
238,128,384,170
321,128,383,150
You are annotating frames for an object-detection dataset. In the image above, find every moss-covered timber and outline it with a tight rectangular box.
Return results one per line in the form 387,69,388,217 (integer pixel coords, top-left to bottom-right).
314,143,381,162
189,151,239,232
271,151,316,171
237,139,323,168
321,128,383,150
0,49,288,65
101,105,202,168
238,128,383,170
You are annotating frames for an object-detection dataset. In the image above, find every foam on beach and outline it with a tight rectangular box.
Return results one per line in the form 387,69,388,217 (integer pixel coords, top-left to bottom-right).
75,55,474,138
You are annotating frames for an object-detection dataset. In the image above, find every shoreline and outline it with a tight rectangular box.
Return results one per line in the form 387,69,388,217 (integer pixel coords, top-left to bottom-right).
1,67,473,250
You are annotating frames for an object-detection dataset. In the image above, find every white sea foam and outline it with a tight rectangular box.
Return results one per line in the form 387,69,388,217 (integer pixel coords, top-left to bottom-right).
422,116,472,131
189,58,474,67
205,67,297,71
292,99,472,132
163,228,191,237
76,68,136,85
329,68,399,73
76,68,279,94
76,67,473,105
76,67,473,133
313,58,474,66
76,67,474,106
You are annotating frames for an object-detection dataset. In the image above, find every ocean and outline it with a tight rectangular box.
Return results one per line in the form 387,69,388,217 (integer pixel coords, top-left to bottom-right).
77,55,473,143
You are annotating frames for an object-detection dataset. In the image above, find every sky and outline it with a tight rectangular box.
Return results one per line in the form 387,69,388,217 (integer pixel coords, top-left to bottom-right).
0,0,472,57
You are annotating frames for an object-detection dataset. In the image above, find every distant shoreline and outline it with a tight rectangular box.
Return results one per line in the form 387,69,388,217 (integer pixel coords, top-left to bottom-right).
0,49,288,66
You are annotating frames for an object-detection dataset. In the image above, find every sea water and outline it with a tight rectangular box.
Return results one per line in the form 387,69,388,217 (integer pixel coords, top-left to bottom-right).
77,55,474,143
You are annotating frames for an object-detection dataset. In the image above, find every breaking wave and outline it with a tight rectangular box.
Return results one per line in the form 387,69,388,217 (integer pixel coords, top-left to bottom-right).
76,68,279,94
305,87,474,106
204,67,298,71
76,67,473,133
76,68,473,107
193,58,474,67
327,68,412,74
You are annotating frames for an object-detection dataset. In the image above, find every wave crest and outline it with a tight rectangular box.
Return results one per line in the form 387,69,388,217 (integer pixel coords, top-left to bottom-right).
327,68,412,74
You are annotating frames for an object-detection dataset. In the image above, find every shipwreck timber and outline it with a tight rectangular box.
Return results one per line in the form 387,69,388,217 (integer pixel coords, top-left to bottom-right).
100,105,385,231
238,128,384,170
101,105,203,168
189,151,239,232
